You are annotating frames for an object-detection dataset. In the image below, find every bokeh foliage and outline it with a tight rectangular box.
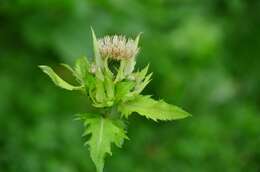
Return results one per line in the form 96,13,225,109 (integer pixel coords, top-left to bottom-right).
0,0,260,172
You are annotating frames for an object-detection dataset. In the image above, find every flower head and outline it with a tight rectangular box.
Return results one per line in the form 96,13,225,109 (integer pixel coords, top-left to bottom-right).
98,35,139,60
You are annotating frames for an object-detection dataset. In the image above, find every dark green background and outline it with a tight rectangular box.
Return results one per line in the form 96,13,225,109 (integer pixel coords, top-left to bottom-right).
0,0,260,172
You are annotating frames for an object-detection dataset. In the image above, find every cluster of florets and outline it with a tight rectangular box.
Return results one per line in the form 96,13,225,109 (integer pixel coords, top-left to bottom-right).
98,35,139,60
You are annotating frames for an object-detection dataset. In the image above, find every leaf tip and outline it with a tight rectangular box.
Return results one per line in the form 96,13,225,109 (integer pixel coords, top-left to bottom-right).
180,110,192,119
38,65,46,70
91,26,97,39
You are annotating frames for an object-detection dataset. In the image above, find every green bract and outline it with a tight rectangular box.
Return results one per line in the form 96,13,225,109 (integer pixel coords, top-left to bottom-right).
39,29,191,172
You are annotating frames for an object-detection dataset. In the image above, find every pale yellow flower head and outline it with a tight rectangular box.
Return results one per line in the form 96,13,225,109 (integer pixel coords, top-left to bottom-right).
98,35,139,60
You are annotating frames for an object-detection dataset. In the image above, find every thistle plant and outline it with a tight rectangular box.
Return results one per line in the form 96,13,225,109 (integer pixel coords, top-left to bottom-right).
39,29,191,172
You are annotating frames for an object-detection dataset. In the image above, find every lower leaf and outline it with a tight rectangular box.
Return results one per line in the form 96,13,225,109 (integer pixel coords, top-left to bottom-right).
80,115,128,172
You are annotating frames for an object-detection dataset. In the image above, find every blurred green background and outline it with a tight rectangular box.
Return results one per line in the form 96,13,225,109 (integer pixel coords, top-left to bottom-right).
1,0,260,172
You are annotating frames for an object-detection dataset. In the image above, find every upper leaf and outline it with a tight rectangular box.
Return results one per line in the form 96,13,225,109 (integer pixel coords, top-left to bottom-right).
118,95,191,121
103,58,115,101
61,56,90,84
135,64,149,83
115,81,135,102
133,72,152,95
80,115,128,172
74,56,90,82
91,28,103,67
39,65,83,91
94,78,106,104
114,60,128,83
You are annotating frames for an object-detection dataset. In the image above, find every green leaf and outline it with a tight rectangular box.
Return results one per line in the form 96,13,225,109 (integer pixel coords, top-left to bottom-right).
92,76,114,108
114,60,127,83
74,56,90,82
124,58,136,76
115,81,135,102
86,74,96,94
39,65,83,91
96,67,104,81
135,64,149,83
91,28,104,81
95,78,106,103
91,27,103,68
60,63,75,74
134,72,152,95
128,65,152,95
60,56,90,84
118,95,191,121
81,116,128,172
103,58,115,100
104,73,115,101
60,57,98,98
60,63,85,86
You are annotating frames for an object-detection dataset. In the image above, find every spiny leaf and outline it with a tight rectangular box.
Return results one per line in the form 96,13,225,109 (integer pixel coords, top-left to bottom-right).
115,81,135,102
134,72,153,95
118,95,191,121
136,64,149,82
39,65,83,91
81,116,128,172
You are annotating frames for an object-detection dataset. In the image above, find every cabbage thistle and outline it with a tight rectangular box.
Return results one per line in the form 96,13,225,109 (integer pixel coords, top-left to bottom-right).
39,28,191,172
